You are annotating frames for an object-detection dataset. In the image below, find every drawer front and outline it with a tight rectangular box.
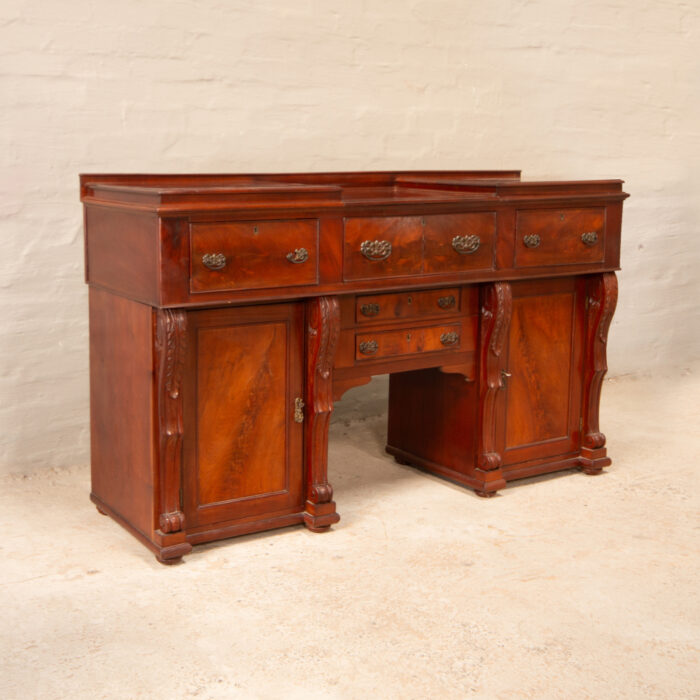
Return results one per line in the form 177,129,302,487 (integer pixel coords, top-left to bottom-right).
515,208,605,267
355,323,467,361
423,212,496,273
356,287,461,324
343,216,423,280
190,219,319,292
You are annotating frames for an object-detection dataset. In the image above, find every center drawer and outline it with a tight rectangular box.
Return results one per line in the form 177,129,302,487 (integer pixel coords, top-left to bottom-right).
355,322,471,361
355,287,462,323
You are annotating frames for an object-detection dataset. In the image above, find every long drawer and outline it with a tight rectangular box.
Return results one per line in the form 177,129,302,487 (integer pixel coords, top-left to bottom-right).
190,219,319,292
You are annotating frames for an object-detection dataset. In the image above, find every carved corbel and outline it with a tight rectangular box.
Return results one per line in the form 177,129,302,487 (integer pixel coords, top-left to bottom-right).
581,272,618,472
475,282,512,494
303,296,341,531
155,309,187,534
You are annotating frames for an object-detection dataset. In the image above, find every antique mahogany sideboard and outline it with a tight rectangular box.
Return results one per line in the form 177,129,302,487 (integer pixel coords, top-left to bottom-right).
81,170,627,563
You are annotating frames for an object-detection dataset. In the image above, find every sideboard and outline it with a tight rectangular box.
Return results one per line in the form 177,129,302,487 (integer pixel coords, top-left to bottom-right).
81,170,627,563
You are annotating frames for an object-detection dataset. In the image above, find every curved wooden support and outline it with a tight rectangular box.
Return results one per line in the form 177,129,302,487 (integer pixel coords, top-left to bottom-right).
580,272,617,472
155,309,187,535
475,282,512,493
332,374,372,402
303,296,341,532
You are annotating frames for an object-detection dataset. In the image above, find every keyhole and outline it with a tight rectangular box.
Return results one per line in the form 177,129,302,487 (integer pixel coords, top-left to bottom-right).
407,296,413,305
406,333,411,342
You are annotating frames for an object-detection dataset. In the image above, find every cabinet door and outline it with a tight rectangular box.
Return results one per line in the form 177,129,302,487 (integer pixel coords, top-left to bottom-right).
183,303,304,529
501,278,584,467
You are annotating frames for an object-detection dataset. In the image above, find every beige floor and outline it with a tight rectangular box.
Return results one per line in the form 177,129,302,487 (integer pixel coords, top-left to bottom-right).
2,368,699,699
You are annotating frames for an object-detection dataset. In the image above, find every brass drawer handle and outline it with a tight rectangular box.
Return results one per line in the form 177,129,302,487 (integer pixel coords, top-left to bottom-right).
437,295,456,309
360,240,392,261
523,234,541,249
202,252,227,270
452,234,480,254
581,231,598,246
440,331,459,346
359,340,378,355
360,303,380,317
286,248,309,264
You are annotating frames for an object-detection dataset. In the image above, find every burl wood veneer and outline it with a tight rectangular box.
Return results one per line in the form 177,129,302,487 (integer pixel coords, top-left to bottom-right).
82,170,627,562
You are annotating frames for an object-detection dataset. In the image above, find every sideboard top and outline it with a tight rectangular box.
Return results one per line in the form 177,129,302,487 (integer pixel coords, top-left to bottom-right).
80,170,628,214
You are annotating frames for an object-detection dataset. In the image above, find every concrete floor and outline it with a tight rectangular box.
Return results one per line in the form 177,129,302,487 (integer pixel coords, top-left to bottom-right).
2,368,699,699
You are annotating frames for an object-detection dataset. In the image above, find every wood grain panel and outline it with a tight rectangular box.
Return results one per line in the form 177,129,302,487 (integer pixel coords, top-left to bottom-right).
196,322,288,504
505,292,573,448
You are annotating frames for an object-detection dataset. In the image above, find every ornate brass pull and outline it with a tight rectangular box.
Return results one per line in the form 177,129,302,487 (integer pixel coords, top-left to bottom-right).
286,248,309,264
359,340,378,355
360,240,392,261
437,295,456,309
452,235,480,255
523,234,541,249
500,369,512,386
581,232,598,246
440,331,459,346
293,397,304,423
360,303,380,317
202,252,227,270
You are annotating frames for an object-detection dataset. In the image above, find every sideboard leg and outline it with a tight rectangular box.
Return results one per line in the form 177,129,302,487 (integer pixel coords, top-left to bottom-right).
579,272,618,475
303,297,341,533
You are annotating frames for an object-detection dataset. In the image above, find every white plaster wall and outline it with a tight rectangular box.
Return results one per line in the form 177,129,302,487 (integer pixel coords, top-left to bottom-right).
1,0,698,474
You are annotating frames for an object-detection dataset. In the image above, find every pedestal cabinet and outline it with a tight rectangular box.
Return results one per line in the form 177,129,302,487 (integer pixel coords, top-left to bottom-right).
83,170,626,562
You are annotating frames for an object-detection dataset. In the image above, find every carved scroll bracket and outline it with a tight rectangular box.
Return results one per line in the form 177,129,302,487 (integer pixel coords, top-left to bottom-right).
304,297,341,531
582,272,618,451
477,282,512,476
155,309,187,534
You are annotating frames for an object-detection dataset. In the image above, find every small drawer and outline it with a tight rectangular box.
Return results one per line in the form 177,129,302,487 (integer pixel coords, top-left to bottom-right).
515,208,605,267
343,216,423,281
356,287,461,324
355,323,465,361
190,219,319,292
423,212,496,273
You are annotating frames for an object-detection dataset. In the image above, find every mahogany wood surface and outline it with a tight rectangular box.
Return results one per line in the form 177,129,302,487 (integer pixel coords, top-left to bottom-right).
83,170,627,562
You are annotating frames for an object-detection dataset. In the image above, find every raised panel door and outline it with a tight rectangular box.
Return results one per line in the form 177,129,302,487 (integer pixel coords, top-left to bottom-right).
501,278,584,467
183,303,304,528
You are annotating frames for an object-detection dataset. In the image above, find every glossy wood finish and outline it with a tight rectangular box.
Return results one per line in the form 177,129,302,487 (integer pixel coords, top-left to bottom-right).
501,278,584,467
83,170,626,562
515,208,605,267
355,322,467,361
355,287,462,323
190,219,319,292
423,212,496,273
182,304,305,531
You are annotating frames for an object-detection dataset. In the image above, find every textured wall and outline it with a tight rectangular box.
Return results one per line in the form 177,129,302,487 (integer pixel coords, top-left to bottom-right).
1,0,699,474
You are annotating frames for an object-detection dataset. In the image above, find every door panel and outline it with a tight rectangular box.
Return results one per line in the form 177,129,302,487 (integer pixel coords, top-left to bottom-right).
502,278,583,466
183,303,304,527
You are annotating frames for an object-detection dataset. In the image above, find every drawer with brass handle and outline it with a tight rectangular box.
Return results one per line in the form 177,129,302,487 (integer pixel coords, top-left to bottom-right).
423,212,496,273
355,322,466,361
190,219,319,292
515,208,606,267
355,287,465,324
